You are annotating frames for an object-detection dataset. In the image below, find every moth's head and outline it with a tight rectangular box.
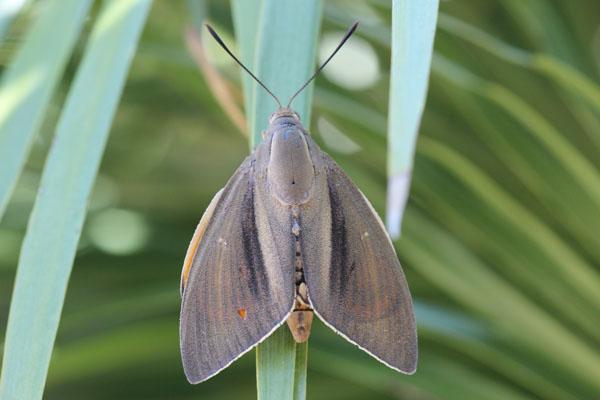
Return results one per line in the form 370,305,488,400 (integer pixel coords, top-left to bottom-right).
263,107,306,141
269,108,301,124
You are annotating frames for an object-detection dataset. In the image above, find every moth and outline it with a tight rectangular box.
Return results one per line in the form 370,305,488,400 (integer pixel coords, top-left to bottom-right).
180,22,417,384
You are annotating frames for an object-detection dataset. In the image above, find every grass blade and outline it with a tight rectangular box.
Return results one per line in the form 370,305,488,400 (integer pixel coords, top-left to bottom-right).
0,0,29,41
411,139,600,383
0,0,93,221
256,326,297,400
249,0,322,149
499,0,595,75
293,341,308,399
437,14,600,120
400,209,600,397
0,1,152,398
418,125,600,306
483,83,600,207
231,0,262,129
386,0,439,238
231,0,321,398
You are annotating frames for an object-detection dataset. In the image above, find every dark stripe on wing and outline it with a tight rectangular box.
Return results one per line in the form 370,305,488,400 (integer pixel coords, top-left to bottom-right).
327,173,349,310
241,178,270,302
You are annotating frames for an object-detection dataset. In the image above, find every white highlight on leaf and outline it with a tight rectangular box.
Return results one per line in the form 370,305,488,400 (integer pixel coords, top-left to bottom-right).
318,32,380,90
317,116,361,154
0,0,25,13
386,172,412,239
87,208,151,255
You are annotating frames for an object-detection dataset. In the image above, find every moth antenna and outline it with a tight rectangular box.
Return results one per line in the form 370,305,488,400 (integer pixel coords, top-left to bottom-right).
205,24,282,109
286,21,359,108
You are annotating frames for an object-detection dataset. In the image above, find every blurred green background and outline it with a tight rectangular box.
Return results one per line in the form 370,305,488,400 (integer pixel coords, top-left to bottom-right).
2,0,600,399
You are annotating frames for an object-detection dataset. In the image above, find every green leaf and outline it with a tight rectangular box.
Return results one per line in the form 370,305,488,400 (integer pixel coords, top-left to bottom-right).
232,1,321,398
256,326,298,400
249,0,322,149
436,13,600,128
386,0,439,238
410,138,600,391
0,1,152,398
0,0,30,41
293,341,308,399
0,0,93,220
231,0,262,128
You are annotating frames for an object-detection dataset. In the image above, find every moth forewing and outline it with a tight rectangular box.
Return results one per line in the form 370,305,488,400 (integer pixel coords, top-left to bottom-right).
180,155,295,384
300,153,418,374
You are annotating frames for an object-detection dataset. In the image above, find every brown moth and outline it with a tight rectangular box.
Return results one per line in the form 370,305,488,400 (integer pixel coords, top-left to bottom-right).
180,22,417,384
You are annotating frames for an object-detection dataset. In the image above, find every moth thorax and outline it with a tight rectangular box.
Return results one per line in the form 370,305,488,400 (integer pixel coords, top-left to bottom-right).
268,123,314,204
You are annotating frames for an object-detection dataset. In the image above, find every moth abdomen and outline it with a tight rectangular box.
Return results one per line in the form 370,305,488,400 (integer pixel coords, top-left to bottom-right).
286,207,314,343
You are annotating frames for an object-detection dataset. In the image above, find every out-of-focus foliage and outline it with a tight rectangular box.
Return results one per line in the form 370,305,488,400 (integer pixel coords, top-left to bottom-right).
1,0,599,399
0,1,151,398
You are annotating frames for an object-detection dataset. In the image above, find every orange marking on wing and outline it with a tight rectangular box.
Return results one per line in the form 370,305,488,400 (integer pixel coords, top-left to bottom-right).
181,189,223,294
182,225,205,289
237,309,246,319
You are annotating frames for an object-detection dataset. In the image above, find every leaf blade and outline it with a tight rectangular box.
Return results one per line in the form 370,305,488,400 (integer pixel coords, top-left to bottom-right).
0,0,93,220
0,1,152,398
386,0,439,238
232,1,322,398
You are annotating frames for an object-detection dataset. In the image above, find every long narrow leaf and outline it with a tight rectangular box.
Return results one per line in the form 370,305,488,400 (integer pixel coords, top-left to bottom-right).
385,0,439,238
0,1,152,398
231,1,321,398
292,341,308,399
249,0,322,149
499,0,595,75
0,0,29,41
411,138,600,387
231,0,261,128
256,326,298,400
0,0,93,220
436,14,600,119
